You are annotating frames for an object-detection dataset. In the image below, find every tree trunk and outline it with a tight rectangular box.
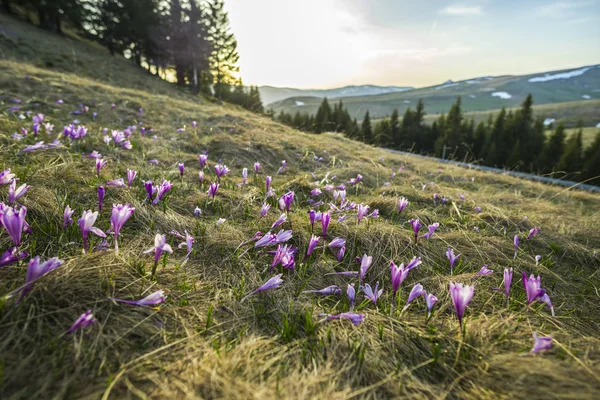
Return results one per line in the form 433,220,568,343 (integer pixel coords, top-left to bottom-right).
55,16,63,34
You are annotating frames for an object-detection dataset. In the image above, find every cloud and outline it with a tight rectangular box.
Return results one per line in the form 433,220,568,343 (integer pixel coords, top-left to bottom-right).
538,1,596,17
440,5,483,16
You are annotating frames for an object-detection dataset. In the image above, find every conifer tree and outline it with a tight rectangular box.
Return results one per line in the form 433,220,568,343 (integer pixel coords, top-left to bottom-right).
557,122,584,173
582,133,600,185
361,111,373,144
539,123,566,173
207,0,240,99
390,108,400,148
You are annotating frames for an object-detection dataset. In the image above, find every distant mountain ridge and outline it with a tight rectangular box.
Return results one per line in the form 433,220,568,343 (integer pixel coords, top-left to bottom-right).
266,64,600,123
259,84,413,105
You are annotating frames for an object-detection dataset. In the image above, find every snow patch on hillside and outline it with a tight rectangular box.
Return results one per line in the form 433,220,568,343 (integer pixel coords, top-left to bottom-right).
528,66,597,83
491,92,512,99
435,80,460,90
295,101,305,106
544,118,556,126
403,100,410,103
582,94,591,99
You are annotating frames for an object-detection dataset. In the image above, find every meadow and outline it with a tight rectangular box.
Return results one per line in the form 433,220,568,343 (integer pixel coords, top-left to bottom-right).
1,15,600,399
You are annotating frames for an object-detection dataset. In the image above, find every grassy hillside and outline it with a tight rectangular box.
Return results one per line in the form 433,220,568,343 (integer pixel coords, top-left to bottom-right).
269,67,600,124
1,15,600,399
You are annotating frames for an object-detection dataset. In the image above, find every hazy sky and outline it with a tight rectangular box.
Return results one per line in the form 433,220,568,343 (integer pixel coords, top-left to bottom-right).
224,0,600,89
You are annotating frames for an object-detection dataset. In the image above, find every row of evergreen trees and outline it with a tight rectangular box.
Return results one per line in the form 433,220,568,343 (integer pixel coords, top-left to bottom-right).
2,0,263,111
272,95,600,184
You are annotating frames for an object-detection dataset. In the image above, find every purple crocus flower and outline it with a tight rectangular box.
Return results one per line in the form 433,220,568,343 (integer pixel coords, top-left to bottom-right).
242,168,248,185
110,204,135,252
476,265,493,276
531,332,552,354
357,204,369,224
97,186,105,211
110,290,166,307
95,158,107,175
260,203,271,218
254,162,261,173
321,211,331,236
197,171,205,185
514,235,519,259
359,254,372,283
311,188,322,197
306,234,320,256
19,256,64,300
144,180,155,201
421,222,439,240
474,207,482,213
308,210,318,231
199,154,208,169
153,180,173,205
390,261,409,300
241,274,284,302
270,244,296,270
324,312,365,326
406,256,422,270
0,247,28,267
535,255,542,265
337,246,346,262
105,178,126,188
177,230,194,259
328,237,345,248
363,282,383,305
148,159,159,165
367,209,379,219
144,234,173,278
78,210,106,252
126,169,137,188
214,164,230,179
402,283,426,312
409,219,422,242
522,273,554,316
271,213,287,229
347,284,356,310
207,182,219,199
66,310,95,334
265,176,272,191
0,169,16,185
303,285,341,295
425,293,437,317
448,282,475,328
493,267,513,300
64,205,74,228
398,197,409,213
7,180,30,205
446,247,461,274
278,191,295,212
527,227,540,240
178,163,185,176
194,207,202,216
86,151,102,159
1,205,27,246
192,121,197,128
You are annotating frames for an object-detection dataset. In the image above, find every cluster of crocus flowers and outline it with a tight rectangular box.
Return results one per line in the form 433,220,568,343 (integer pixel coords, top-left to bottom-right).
271,244,296,270
110,204,135,252
241,274,283,302
144,234,173,278
449,282,474,328
214,163,230,180
279,191,294,212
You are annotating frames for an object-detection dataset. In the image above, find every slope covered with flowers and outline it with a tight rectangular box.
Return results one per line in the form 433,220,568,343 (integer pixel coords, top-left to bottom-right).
1,21,600,400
